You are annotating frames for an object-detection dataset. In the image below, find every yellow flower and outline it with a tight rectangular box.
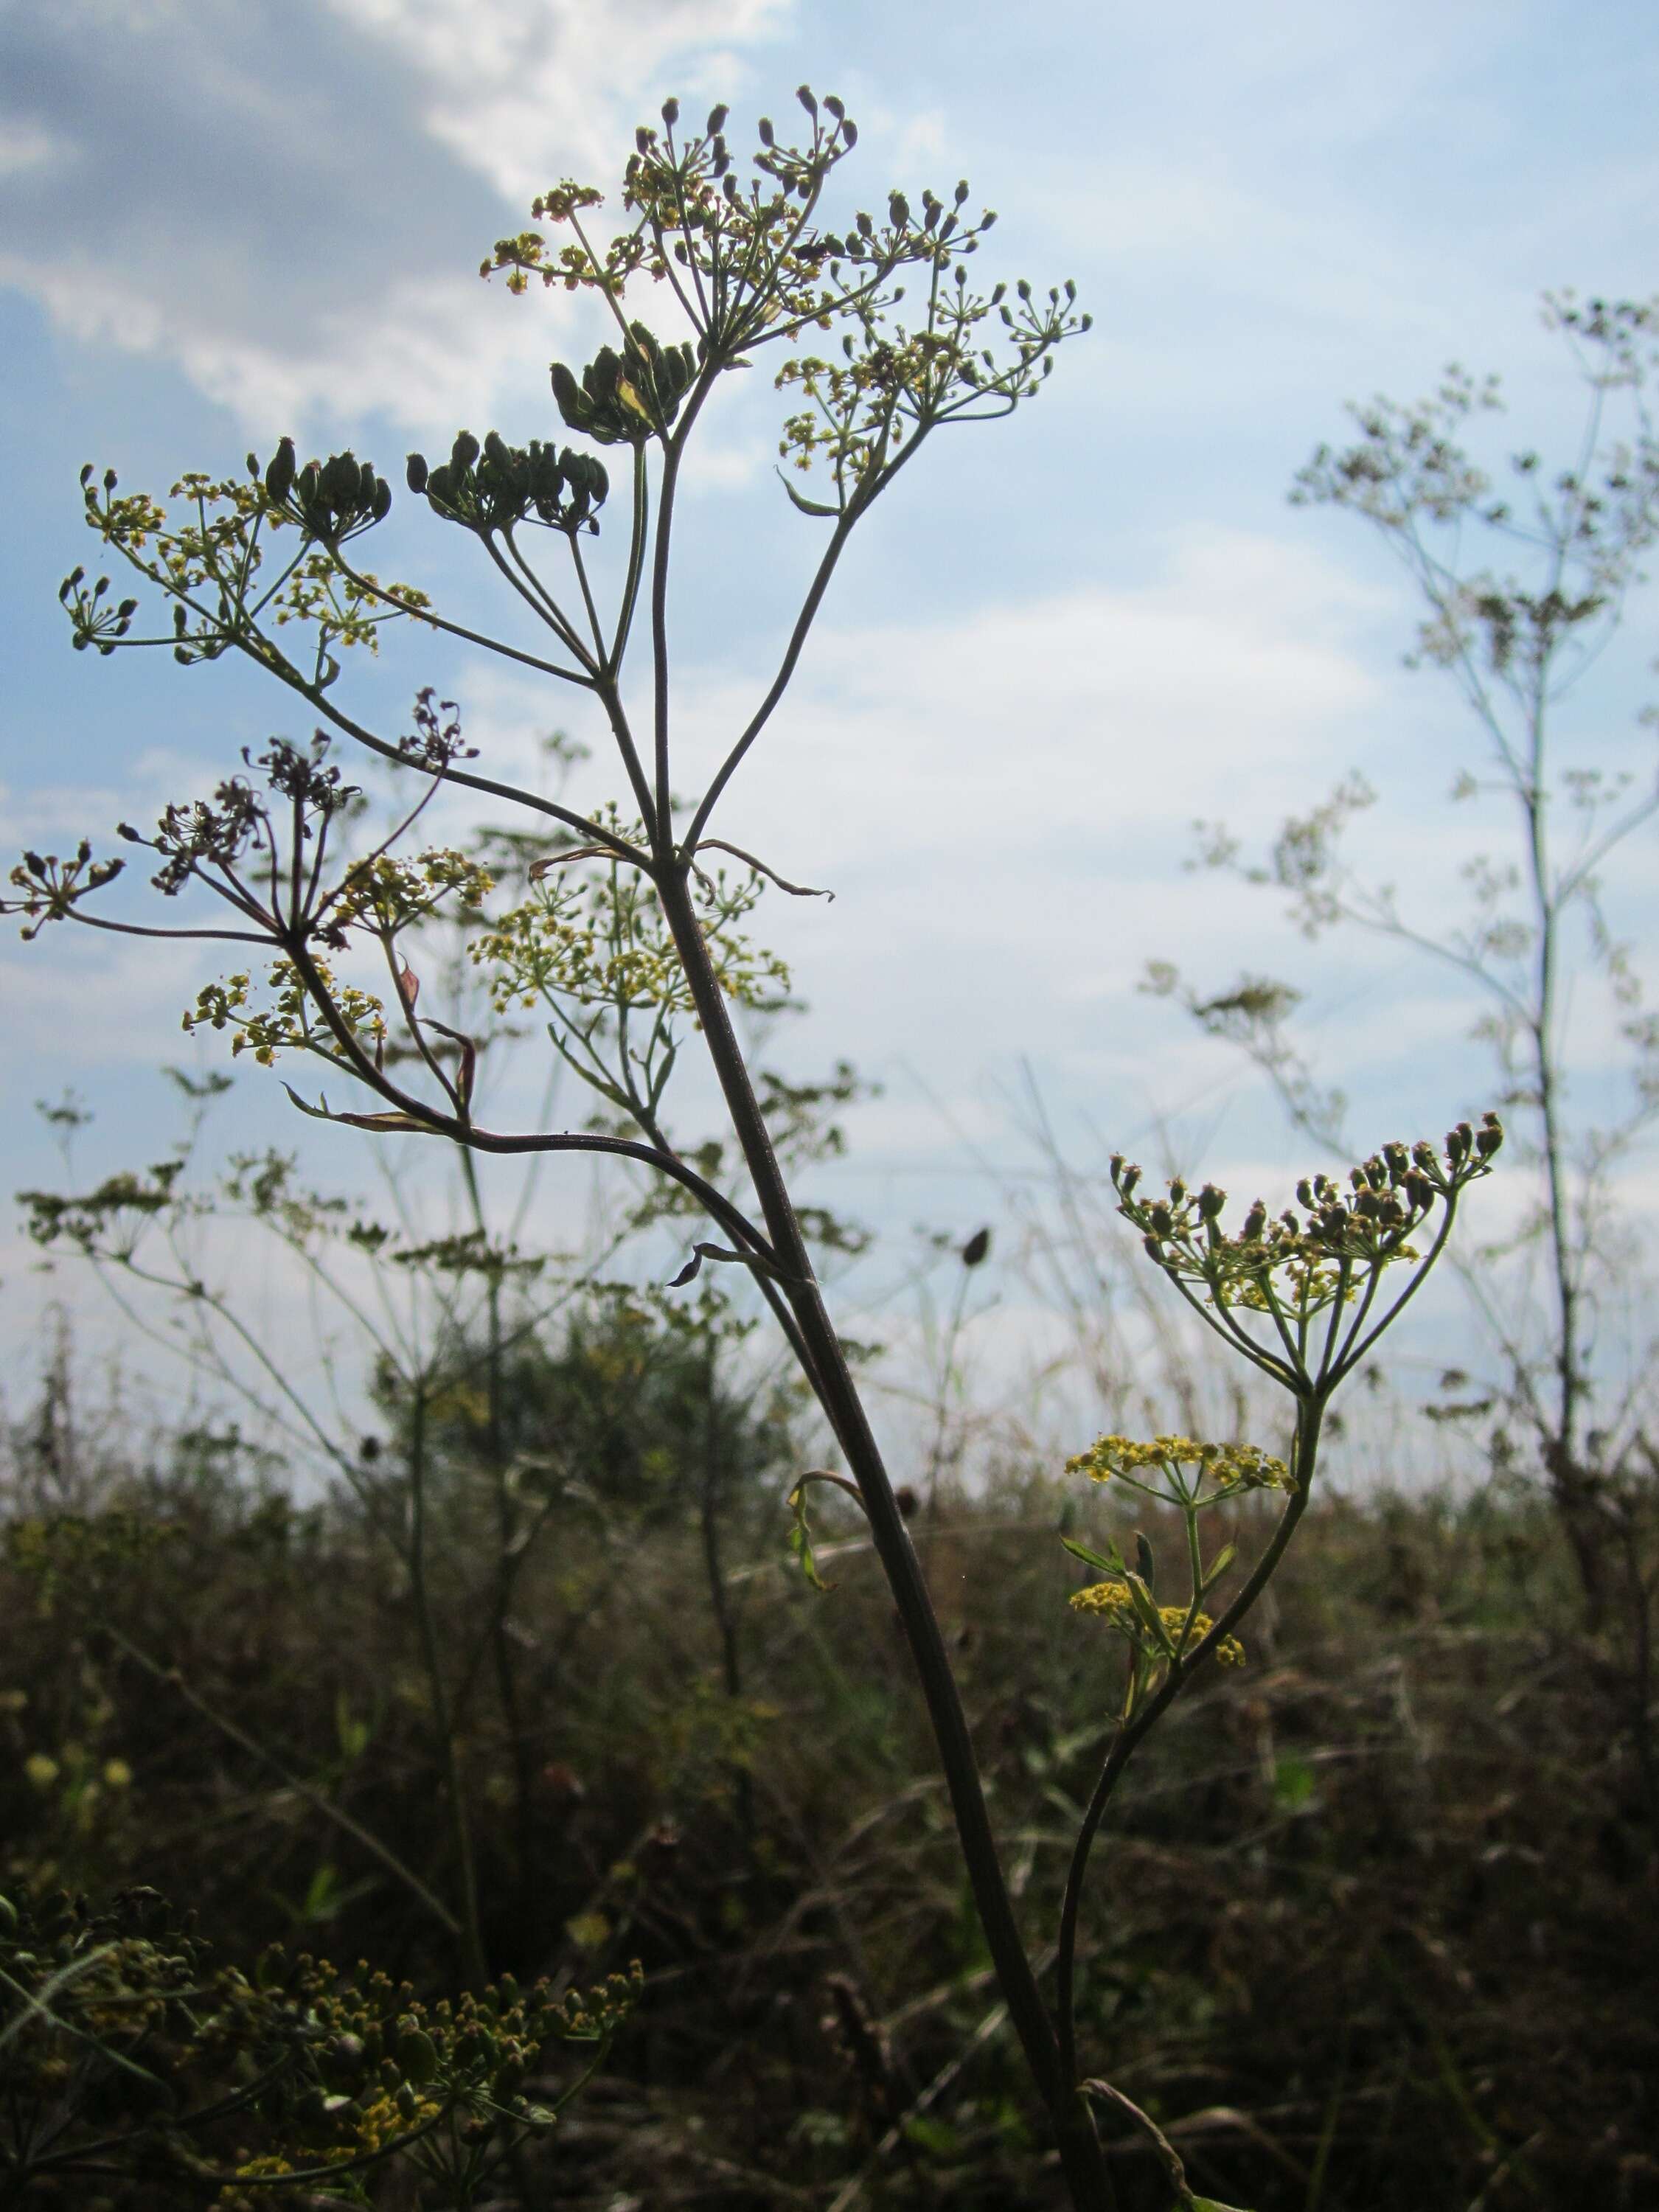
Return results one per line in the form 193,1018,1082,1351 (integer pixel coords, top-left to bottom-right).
1065,1433,1287,1492
102,1758,133,1789
1069,1581,1133,1614
24,1753,59,1790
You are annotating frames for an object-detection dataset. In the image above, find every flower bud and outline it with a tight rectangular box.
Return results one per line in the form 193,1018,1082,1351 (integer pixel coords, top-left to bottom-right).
661,97,680,126
406,452,430,494
706,105,729,135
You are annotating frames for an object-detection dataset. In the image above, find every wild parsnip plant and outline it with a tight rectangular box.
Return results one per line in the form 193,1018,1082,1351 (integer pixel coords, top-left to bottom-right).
7,87,1502,2208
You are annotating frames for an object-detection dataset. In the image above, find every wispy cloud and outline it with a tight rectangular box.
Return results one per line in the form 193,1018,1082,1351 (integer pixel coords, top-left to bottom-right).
0,0,793,437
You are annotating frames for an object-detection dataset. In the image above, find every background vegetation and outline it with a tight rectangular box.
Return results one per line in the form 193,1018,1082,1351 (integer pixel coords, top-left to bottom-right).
3,1267,1655,2208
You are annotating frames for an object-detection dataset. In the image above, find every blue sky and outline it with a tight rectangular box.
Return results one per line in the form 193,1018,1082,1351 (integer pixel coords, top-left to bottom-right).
3,0,1657,1456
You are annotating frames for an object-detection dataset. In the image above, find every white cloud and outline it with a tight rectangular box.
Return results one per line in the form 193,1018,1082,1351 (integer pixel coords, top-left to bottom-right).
0,116,66,178
326,0,795,204
0,0,793,437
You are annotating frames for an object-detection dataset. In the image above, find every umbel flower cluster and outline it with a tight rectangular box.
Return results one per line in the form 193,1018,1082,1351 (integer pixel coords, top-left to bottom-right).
1105,1116,1504,1398
1060,1436,1267,1692
0,1881,639,2205
1061,1123,1503,1719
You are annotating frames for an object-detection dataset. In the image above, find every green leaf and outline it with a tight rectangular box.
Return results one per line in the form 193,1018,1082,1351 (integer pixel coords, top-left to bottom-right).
1123,1569,1172,1652
1201,1541,1237,1592
776,469,843,518
787,1483,835,1592
1061,1536,1119,1575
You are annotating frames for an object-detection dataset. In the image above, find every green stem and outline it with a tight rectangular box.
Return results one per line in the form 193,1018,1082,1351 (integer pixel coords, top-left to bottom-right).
1054,1400,1323,2090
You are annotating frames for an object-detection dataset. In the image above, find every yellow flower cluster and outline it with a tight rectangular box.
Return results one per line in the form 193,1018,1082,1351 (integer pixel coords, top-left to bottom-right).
333,849,495,932
1068,1582,1246,1667
183,959,387,1069
1065,1434,1288,1493
471,865,792,1022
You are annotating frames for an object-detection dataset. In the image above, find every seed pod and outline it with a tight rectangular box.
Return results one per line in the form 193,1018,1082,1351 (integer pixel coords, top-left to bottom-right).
451,430,481,472
661,97,680,126
265,437,297,504
706,104,728,135
396,2025,439,2085
961,1226,991,1267
323,2034,369,2087
757,116,774,146
321,451,359,512
406,452,430,494
551,362,582,427
372,478,392,523
797,84,817,115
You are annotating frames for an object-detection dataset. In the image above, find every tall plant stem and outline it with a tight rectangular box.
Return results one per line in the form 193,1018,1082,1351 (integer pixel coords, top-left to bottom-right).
648,852,1113,2208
